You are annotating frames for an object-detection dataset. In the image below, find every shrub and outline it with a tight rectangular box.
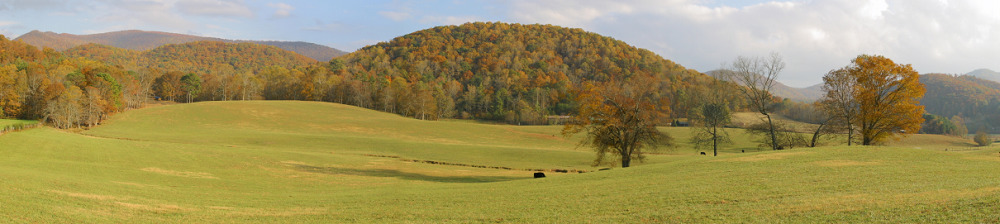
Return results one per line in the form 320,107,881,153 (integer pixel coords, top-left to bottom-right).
974,131,992,147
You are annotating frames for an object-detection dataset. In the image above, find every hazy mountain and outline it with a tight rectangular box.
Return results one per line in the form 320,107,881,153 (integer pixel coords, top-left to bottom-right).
705,70,823,102
967,68,1000,83
14,30,346,61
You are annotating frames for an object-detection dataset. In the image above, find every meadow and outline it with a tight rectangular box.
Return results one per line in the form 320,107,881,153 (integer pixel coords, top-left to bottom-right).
1,101,998,223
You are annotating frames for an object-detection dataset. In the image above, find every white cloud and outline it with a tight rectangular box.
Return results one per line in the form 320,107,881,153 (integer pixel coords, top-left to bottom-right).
175,0,253,18
268,2,294,18
507,0,1000,87
92,0,198,32
379,11,411,21
419,15,480,25
0,21,17,27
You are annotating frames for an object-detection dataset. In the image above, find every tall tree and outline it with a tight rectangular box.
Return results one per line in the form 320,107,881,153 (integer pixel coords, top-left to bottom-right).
723,52,784,150
180,73,202,103
845,55,926,145
562,77,672,168
819,68,860,145
691,102,731,156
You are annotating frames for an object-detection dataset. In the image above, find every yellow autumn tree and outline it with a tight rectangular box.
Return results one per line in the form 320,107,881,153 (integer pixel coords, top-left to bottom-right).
847,55,925,145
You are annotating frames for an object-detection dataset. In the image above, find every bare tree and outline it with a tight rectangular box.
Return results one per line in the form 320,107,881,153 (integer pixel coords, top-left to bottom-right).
722,52,785,150
819,68,859,145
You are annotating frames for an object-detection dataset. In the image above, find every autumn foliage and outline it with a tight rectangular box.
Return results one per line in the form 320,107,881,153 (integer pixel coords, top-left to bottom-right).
822,55,926,145
562,76,672,168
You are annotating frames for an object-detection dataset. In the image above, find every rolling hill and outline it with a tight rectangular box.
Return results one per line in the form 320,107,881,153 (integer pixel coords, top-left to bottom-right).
1,100,995,222
967,68,1000,83
919,73,1000,132
14,30,346,61
705,70,823,102
339,22,741,122
63,41,317,73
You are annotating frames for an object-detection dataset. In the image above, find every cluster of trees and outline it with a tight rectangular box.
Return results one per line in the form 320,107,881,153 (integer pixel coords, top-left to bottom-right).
43,23,745,126
0,35,134,129
340,22,741,124
919,114,967,136
819,55,926,145
918,74,1000,133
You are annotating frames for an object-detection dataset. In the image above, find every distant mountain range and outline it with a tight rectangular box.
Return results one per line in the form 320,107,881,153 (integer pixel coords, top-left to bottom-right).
752,68,1000,103
967,68,1000,83
705,70,824,102
14,30,346,61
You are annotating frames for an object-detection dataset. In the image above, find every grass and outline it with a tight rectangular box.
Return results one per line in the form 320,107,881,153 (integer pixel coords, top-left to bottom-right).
0,119,38,129
1,101,998,223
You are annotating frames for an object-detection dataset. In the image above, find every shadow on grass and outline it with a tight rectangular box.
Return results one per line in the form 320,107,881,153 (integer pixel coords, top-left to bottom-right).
291,164,531,183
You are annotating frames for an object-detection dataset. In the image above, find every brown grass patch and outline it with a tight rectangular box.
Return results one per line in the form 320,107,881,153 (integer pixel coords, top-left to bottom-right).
812,160,880,167
49,190,123,201
963,155,1000,162
115,202,191,212
111,181,157,188
141,167,218,179
227,207,329,217
716,151,811,162
503,127,562,141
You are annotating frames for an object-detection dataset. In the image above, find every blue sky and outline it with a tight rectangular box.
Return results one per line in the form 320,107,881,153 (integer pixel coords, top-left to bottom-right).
1,0,998,87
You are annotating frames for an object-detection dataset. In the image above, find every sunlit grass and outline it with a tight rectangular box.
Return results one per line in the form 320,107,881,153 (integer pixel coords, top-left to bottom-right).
1,101,997,222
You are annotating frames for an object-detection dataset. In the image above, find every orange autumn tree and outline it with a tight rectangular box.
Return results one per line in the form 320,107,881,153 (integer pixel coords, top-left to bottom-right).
843,55,925,145
562,76,672,168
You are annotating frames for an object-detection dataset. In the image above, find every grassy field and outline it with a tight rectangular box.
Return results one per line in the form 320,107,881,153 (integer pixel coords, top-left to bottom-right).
0,119,38,129
1,101,998,222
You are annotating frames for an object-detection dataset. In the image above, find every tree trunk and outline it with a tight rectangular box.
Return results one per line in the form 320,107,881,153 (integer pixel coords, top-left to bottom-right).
765,113,779,150
847,123,853,146
712,126,718,156
810,119,828,147
621,148,631,168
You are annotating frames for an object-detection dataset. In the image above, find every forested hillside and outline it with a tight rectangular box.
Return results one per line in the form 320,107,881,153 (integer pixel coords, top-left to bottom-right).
0,35,134,128
16,30,346,61
338,22,740,123
65,41,315,72
3,22,746,127
919,73,1000,132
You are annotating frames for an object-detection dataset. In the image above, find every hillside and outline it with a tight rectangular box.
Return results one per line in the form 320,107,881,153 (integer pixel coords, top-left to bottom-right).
1,101,995,222
63,41,316,73
705,70,823,102
759,80,822,102
967,68,1000,83
139,41,317,73
340,22,740,123
15,30,346,61
919,73,1000,132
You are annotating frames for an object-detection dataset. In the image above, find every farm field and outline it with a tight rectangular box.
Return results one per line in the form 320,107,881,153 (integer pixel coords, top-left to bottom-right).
1,101,999,222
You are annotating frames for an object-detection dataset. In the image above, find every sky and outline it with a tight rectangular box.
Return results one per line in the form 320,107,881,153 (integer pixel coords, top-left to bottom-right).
0,0,997,87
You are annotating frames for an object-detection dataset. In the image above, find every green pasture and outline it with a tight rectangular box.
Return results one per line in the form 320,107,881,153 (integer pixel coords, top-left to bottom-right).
1,101,998,223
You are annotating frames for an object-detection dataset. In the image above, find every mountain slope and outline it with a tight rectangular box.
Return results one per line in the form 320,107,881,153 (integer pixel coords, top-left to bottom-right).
63,41,316,73
967,68,1000,83
919,73,1000,132
705,70,823,102
15,30,346,61
340,22,739,122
